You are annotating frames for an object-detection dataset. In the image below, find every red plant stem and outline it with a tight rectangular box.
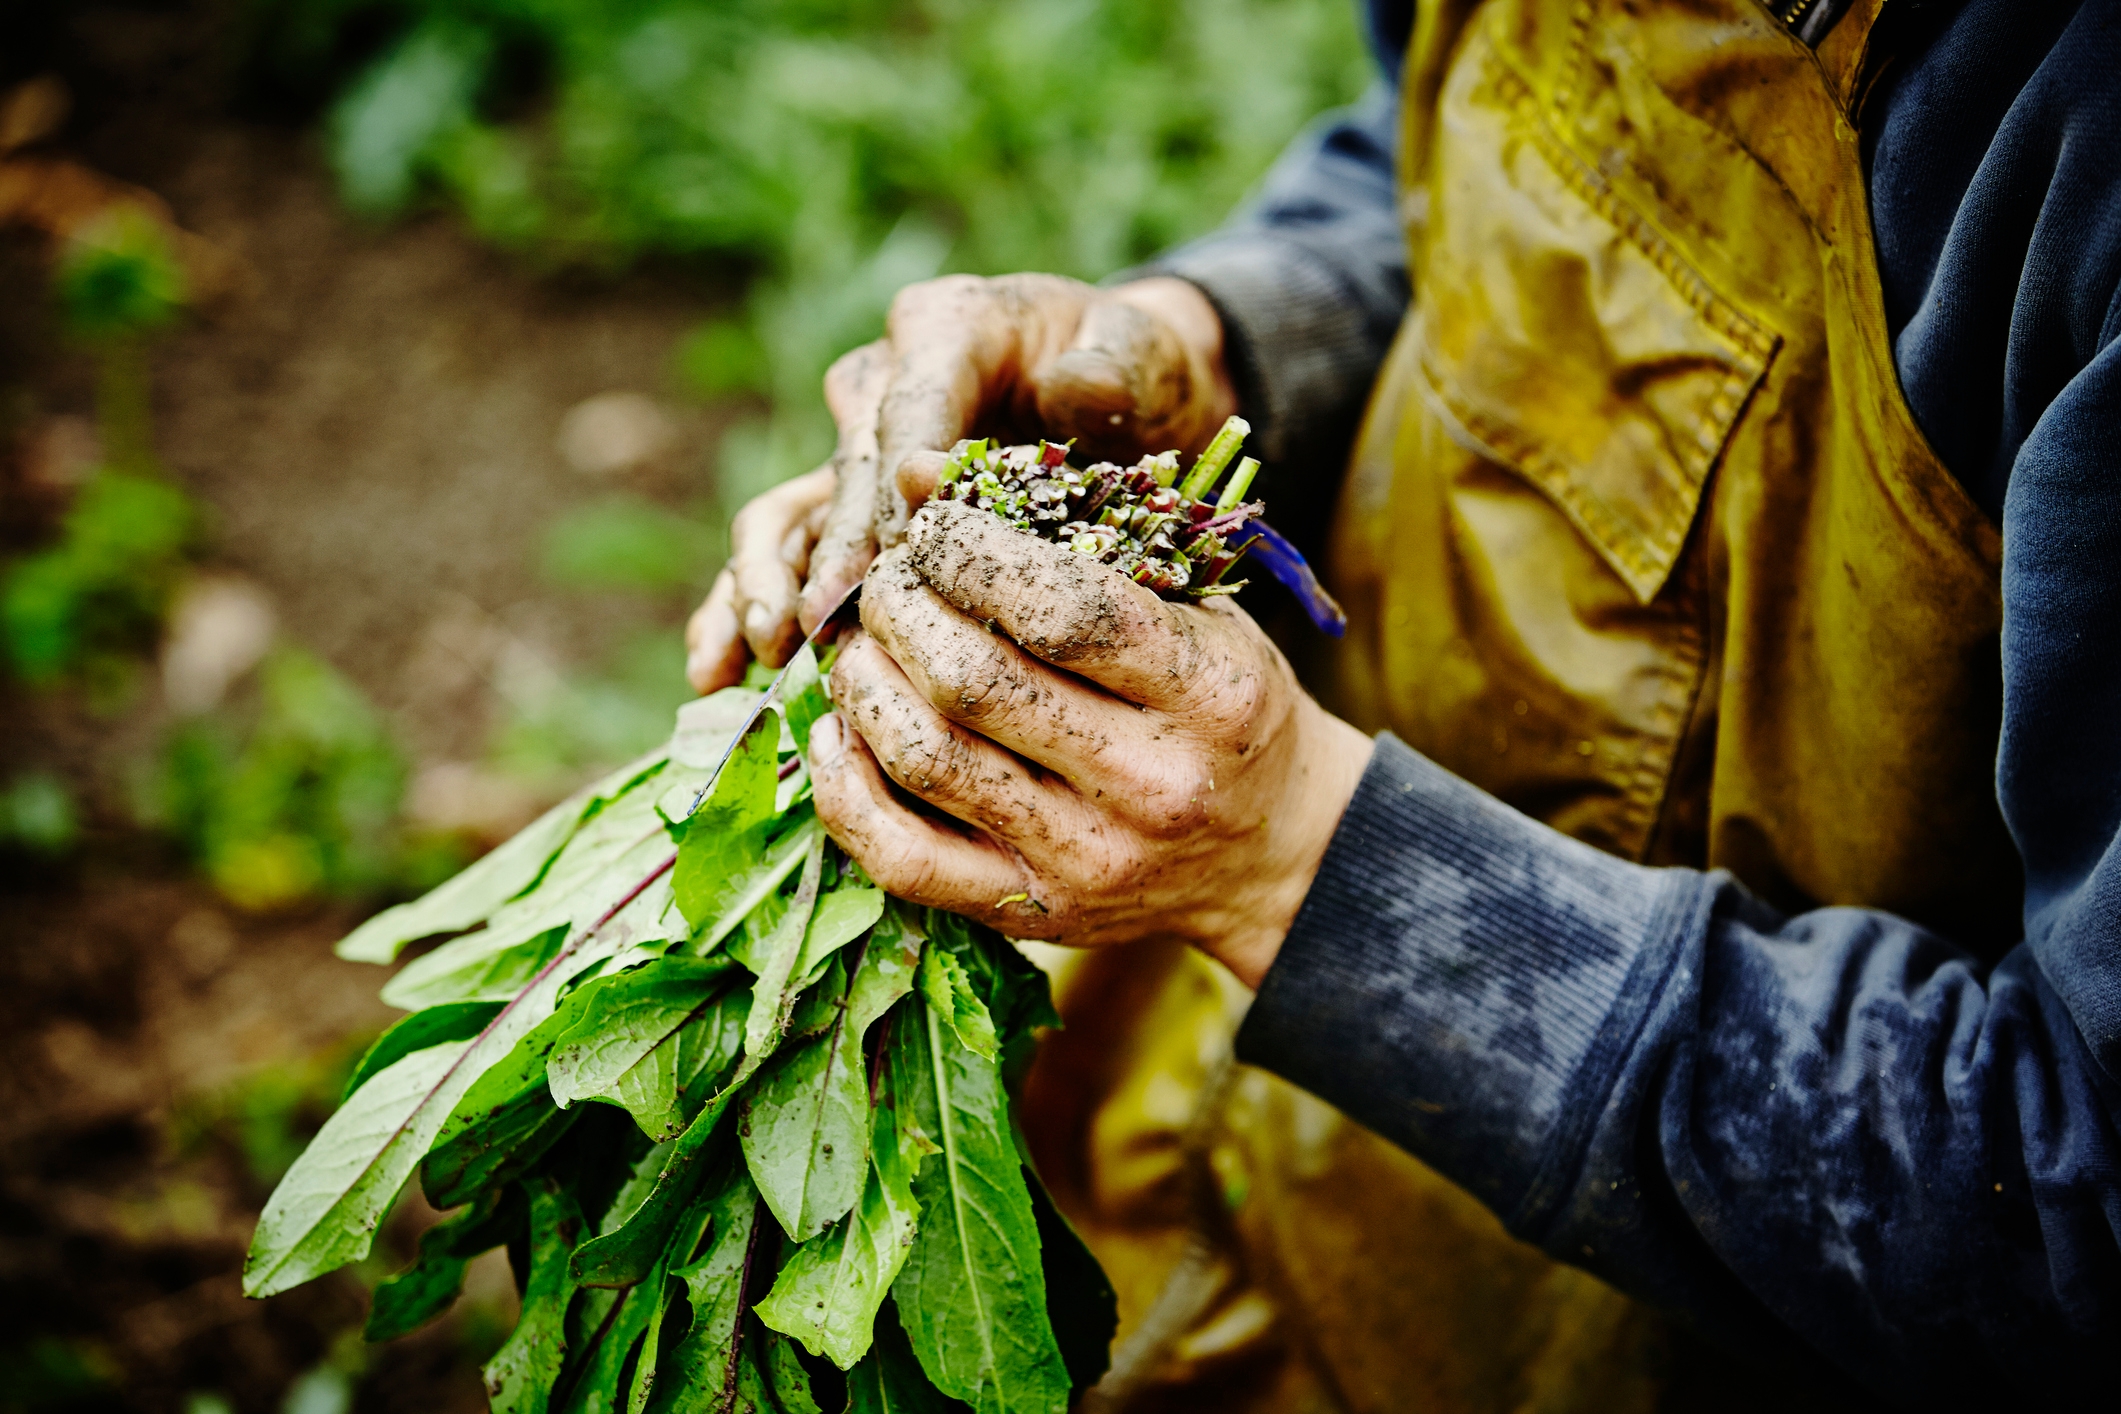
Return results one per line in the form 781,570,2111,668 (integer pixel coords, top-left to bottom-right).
716,1199,771,1414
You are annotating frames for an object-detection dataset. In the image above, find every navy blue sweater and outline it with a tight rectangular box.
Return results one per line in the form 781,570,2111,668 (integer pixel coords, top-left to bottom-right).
1147,0,2121,1402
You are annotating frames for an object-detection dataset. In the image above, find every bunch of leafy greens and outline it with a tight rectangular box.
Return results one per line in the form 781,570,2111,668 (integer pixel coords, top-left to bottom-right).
244,649,1115,1412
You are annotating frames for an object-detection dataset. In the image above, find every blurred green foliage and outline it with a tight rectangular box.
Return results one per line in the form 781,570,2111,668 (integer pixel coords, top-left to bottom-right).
0,771,80,854
0,1335,122,1414
53,206,188,343
539,492,722,594
251,0,1372,495
5,209,197,691
147,648,442,911
1,471,195,689
486,626,690,779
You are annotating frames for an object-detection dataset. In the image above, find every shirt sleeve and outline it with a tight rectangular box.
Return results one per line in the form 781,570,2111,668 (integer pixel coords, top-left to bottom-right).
1236,721,2121,1405
1134,81,1408,472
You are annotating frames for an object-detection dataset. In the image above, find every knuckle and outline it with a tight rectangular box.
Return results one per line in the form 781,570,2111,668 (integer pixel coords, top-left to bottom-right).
865,837,935,901
929,649,1028,728
1134,762,1213,839
887,274,985,329
900,733,977,801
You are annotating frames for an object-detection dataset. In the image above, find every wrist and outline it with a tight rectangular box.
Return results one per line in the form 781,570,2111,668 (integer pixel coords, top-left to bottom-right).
1205,708,1373,990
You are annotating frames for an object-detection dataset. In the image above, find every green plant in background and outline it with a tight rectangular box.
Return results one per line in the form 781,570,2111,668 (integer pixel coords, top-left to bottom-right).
0,770,80,853
250,0,1370,500
1,470,195,687
150,647,437,911
3,207,196,691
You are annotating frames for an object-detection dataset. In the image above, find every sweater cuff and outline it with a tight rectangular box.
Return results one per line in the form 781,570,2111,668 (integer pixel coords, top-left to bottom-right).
1136,234,1387,467
1236,734,1706,1229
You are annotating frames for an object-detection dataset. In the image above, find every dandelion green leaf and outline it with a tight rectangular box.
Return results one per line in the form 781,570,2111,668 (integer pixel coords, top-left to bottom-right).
334,782,583,964
670,688,784,769
244,1039,473,1297
420,975,618,1207
558,1140,681,1411
384,922,569,1010
690,815,820,957
572,1091,735,1290
343,1001,502,1101
671,713,781,932
796,886,884,979
744,926,920,1243
756,997,927,1368
643,1169,759,1413
844,1305,959,1414
737,831,827,1079
365,1184,524,1342
602,987,750,1142
916,946,997,1062
486,1178,588,1414
885,997,1069,1414
548,956,738,1110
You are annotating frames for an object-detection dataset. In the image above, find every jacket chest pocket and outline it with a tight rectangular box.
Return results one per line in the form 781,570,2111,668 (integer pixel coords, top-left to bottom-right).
1415,37,1778,604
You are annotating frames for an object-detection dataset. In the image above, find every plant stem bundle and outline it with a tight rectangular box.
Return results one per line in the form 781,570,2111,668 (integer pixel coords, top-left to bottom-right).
934,416,1264,599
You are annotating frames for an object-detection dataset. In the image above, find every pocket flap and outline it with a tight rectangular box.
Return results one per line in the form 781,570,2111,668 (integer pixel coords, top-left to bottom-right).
1416,47,1778,603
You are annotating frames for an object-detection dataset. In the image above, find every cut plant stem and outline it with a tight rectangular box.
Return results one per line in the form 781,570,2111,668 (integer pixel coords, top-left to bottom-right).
1214,456,1260,513
1176,415,1250,502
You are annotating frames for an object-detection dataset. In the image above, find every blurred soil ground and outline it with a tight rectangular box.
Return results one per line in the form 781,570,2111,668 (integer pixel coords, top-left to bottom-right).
2,5,736,1409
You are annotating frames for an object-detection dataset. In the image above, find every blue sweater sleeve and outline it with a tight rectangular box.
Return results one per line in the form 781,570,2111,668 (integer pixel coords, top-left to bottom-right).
1237,735,2121,1404
1137,82,1407,470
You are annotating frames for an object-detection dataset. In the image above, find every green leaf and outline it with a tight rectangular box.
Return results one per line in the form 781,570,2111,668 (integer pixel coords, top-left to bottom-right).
669,689,788,772
247,890,648,1297
917,946,997,1063
844,1302,962,1414
418,968,630,1206
672,712,784,937
736,831,827,1081
244,1039,472,1297
548,957,739,1110
619,1199,720,1414
336,787,585,964
381,764,693,1010
755,992,926,1367
1024,1171,1115,1394
384,923,569,1010
602,988,751,1142
927,914,1059,1040
759,1328,823,1414
485,1178,587,1414
776,644,829,754
366,1186,526,1342
688,814,820,957
557,1141,682,1412
643,1168,760,1413
796,886,884,980
343,1002,503,1102
886,996,1070,1414
571,1093,736,1290
743,923,922,1245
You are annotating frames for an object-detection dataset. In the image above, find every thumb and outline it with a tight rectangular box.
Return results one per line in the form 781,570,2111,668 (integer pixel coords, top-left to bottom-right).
1031,295,1214,461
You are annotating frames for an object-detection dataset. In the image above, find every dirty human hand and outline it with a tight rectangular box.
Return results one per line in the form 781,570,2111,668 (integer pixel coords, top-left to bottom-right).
685,273,1236,693
810,498,1372,990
